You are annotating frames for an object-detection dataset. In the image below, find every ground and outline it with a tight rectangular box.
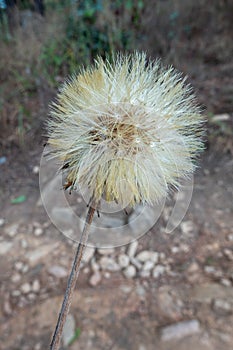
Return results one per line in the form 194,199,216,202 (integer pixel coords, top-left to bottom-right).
0,144,233,350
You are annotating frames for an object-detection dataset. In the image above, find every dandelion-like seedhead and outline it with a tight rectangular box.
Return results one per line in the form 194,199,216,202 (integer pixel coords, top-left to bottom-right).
47,52,204,207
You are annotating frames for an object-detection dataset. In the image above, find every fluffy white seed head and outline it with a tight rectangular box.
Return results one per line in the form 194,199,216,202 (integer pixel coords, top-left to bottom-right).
47,52,204,206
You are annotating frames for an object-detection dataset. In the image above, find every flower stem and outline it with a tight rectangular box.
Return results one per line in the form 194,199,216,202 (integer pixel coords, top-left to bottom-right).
50,204,96,350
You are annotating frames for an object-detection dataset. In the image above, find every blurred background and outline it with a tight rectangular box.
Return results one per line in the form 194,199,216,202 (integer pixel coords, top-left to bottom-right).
0,1,233,349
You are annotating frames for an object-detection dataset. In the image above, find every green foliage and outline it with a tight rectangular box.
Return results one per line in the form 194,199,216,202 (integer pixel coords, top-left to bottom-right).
40,0,144,84
67,327,81,346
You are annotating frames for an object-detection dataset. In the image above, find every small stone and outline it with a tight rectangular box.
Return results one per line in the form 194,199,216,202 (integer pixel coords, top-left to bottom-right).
21,239,28,249
221,278,231,287
22,264,29,274
171,246,180,254
142,260,155,271
34,227,43,236
90,257,99,272
130,257,142,270
213,299,232,314
187,262,199,273
11,290,21,297
0,241,13,255
153,265,165,278
11,273,21,283
3,299,12,316
20,283,31,294
127,240,138,258
159,252,166,261
99,256,120,271
0,218,5,227
62,314,76,347
180,221,194,235
204,266,223,277
5,223,19,237
136,251,159,264
223,248,233,261
89,271,102,286
48,265,68,278
26,243,59,265
161,320,201,341
32,165,40,174
140,270,151,278
83,246,96,264
28,293,36,301
227,234,233,241
118,254,130,268
97,247,115,255
83,267,90,274
34,343,41,350
136,285,146,297
120,285,132,294
32,279,40,293
15,261,24,271
104,272,111,278
123,265,136,278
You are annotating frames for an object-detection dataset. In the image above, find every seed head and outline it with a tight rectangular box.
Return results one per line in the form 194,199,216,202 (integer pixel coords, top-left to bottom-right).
47,52,204,206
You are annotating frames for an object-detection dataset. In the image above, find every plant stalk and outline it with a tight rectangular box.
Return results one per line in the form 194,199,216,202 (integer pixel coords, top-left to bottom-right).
50,204,96,350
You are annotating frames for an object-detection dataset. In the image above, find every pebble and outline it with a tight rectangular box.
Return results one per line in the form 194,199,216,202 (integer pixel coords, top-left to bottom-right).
180,220,194,235
22,265,29,274
171,246,180,254
140,270,151,278
20,283,31,294
5,223,19,237
213,299,232,314
136,285,146,297
0,218,5,227
90,257,100,272
89,271,102,287
123,265,136,278
127,240,138,258
153,265,166,278
32,279,40,293
48,265,68,278
142,260,155,271
159,252,166,261
3,299,12,316
14,261,24,271
136,251,159,264
62,314,76,347
223,248,233,261
83,246,96,264
99,256,120,271
11,290,21,297
32,165,40,174
120,285,132,294
26,243,58,265
204,266,223,278
221,278,231,287
118,254,130,268
98,247,115,255
227,234,233,241
11,273,21,283
83,267,90,274
130,257,142,270
21,239,28,249
161,319,201,341
0,241,13,255
104,272,111,279
34,227,43,236
28,293,36,301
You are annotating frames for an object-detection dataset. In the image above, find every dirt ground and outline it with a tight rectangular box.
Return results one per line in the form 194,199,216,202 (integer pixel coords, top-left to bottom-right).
1,1,233,349
1,137,233,350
